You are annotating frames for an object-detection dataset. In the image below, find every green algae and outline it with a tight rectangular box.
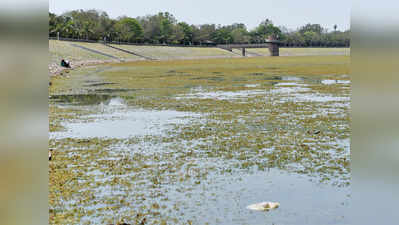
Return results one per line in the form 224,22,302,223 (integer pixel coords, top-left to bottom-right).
49,55,350,224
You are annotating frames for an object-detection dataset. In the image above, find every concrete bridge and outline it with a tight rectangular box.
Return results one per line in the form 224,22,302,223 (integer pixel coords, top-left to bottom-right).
217,41,280,56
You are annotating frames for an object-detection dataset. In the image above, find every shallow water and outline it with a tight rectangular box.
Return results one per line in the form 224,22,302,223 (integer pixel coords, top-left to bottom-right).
170,169,350,225
51,104,197,139
49,60,350,224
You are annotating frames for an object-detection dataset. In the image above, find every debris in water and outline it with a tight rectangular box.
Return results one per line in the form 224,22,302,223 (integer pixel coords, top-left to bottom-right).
49,149,53,161
307,129,321,135
246,202,280,211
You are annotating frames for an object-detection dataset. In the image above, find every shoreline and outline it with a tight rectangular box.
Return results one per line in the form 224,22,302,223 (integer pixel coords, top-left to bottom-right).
49,59,131,77
49,55,242,77
49,51,350,77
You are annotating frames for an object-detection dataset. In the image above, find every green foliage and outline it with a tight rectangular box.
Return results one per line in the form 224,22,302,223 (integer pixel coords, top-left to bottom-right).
231,28,250,43
137,12,178,44
49,10,350,47
177,22,194,44
211,27,233,44
253,19,282,41
299,23,324,34
115,17,143,42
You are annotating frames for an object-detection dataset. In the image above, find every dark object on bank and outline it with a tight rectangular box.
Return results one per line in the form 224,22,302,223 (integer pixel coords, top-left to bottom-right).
61,59,71,68
49,149,53,161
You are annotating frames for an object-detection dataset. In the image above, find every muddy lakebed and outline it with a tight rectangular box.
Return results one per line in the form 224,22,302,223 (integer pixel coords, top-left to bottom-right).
49,56,350,225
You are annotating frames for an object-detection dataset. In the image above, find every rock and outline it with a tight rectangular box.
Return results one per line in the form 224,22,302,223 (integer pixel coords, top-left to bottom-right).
246,201,280,211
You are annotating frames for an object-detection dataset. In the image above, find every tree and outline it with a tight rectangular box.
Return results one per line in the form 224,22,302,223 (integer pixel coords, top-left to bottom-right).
95,11,114,40
177,22,193,45
212,26,233,44
137,12,177,44
49,13,57,36
299,23,324,35
157,12,177,43
196,24,216,44
253,19,282,42
170,25,185,44
115,17,143,43
48,10,350,47
231,28,250,43
138,15,161,43
160,18,173,43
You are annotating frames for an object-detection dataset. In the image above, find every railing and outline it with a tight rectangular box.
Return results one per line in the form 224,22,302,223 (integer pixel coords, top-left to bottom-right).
49,37,349,48
49,37,215,48
48,37,99,43
217,43,277,50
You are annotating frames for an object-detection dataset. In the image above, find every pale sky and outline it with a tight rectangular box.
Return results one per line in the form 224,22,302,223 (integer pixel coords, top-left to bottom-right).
49,0,350,31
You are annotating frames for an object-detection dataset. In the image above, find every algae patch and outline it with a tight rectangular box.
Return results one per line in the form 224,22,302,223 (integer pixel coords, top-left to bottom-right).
49,56,350,225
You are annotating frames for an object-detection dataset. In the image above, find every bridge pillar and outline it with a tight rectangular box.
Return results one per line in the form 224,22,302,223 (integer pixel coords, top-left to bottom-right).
242,48,246,56
269,43,279,56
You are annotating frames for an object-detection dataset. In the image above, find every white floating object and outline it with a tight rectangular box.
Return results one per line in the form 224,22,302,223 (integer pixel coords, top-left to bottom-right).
247,202,280,211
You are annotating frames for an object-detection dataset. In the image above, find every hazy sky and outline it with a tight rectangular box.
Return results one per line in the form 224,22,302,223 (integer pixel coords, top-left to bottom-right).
49,0,350,31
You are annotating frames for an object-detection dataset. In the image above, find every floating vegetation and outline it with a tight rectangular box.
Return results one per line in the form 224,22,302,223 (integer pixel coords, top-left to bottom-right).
49,55,350,225
49,94,112,105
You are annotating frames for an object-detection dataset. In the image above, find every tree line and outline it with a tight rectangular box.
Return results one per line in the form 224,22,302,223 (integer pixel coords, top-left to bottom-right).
49,9,350,47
